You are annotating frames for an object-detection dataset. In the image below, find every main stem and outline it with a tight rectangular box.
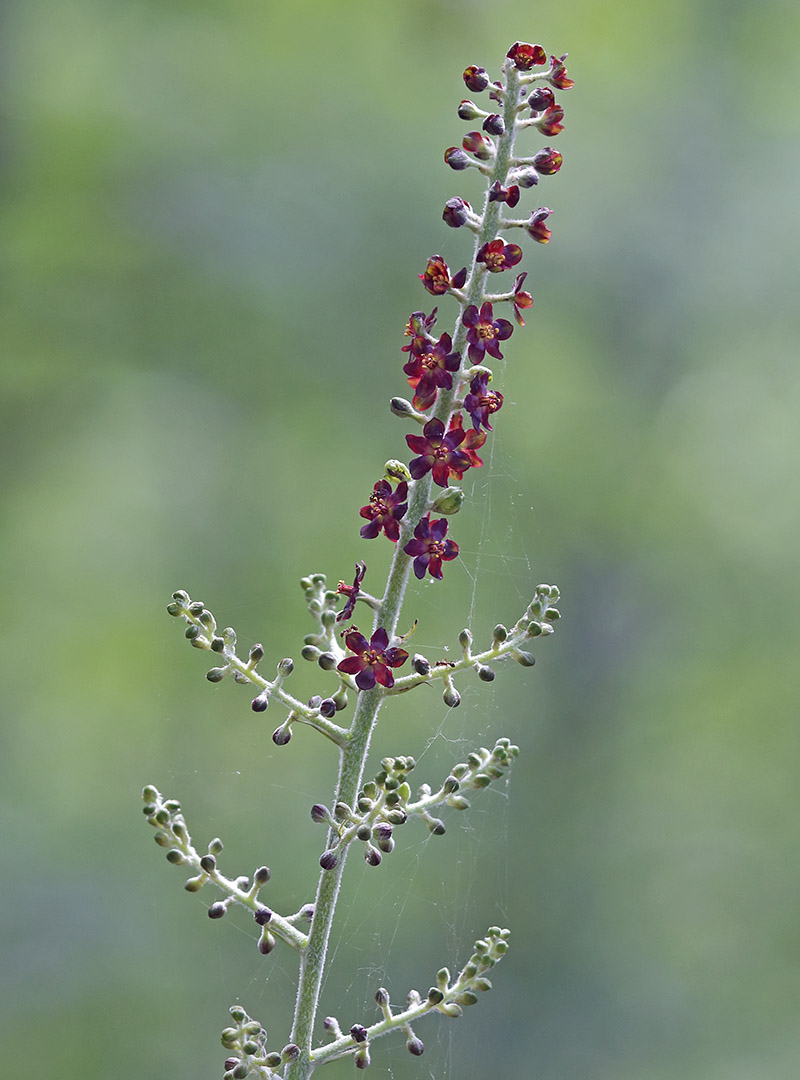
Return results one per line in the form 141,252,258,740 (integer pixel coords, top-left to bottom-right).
284,63,523,1080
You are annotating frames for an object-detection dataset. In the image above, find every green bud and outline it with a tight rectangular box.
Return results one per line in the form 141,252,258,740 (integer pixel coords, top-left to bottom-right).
206,666,227,682
229,1006,246,1022
477,665,495,682
375,986,390,1007
302,645,321,661
355,1045,371,1069
427,987,445,1004
320,610,336,628
429,818,446,836
472,773,492,788
467,752,482,768
318,652,337,670
185,624,200,641
442,775,459,793
431,486,465,515
527,621,543,637
452,763,469,779
363,782,378,799
221,1027,238,1046
198,609,215,629
447,795,470,810
208,837,224,854
166,602,183,616
384,458,412,482
356,824,371,841
249,643,264,663
210,636,225,653
458,628,473,650
242,1041,259,1055
492,623,508,643
277,657,294,676
184,875,205,892
172,590,190,603
142,784,159,802
455,990,478,1006
536,583,551,596
281,1044,300,1062
396,781,410,802
232,1065,248,1080
514,650,536,667
222,626,237,646
548,585,561,600
356,797,373,813
258,929,276,954
200,854,216,872
472,977,492,991
438,1002,463,1018
529,599,544,617
264,1052,282,1069
331,685,348,710
545,607,560,620
152,830,170,846
188,601,205,616
166,849,185,864
253,866,270,885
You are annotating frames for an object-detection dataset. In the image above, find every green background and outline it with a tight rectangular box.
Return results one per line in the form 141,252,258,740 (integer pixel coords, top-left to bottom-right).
2,0,799,1077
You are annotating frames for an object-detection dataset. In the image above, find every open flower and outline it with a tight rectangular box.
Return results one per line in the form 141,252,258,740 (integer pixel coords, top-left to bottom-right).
402,309,438,354
419,256,467,296
403,332,461,410
337,627,409,690
477,238,522,273
464,372,504,432
359,480,409,541
511,272,534,325
527,206,553,244
548,53,575,90
488,181,520,208
336,561,366,622
447,413,486,476
462,301,513,363
403,515,460,580
406,417,472,487
506,42,547,71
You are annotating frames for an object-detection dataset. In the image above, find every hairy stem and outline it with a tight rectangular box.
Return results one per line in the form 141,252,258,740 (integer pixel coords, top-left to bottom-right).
284,63,523,1080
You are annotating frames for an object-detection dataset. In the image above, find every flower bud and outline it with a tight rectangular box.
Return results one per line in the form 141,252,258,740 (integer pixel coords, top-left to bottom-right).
184,874,205,891
375,987,390,1007
482,113,505,136
457,99,483,120
208,902,227,919
407,1036,425,1056
355,1046,371,1070
463,65,489,92
311,803,329,823
254,906,272,925
477,665,495,682
533,147,563,175
350,1025,368,1043
432,486,465,514
412,654,431,675
258,929,276,954
442,684,461,708
319,849,339,870
206,666,227,682
165,848,184,864
281,1045,300,1063
319,698,337,718
528,86,556,112
442,197,471,229
251,692,270,712
200,854,216,872
277,657,294,676
514,650,536,667
444,146,470,170
515,167,540,188
272,725,292,745
384,459,412,483
253,865,270,885
364,845,382,866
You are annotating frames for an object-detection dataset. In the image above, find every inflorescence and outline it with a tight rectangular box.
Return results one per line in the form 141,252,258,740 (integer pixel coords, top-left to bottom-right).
146,40,573,1080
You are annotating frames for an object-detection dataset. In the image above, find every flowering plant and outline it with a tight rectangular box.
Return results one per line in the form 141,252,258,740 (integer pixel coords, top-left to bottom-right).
143,40,573,1080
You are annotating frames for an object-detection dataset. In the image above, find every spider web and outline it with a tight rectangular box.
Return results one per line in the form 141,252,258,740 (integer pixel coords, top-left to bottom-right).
164,355,545,1079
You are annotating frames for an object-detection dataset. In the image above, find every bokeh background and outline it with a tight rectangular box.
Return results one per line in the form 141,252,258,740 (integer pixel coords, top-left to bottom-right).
2,0,799,1077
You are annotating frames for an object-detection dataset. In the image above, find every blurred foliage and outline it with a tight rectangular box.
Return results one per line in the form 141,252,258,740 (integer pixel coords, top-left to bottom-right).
2,0,799,1077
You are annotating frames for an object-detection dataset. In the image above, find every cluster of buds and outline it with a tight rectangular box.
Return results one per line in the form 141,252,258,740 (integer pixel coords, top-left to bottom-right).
313,927,511,1070
142,786,312,955
315,740,519,871
221,1006,300,1080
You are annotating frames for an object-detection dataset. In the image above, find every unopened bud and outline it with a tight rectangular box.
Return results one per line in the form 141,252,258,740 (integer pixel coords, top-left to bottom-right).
384,459,412,483
319,849,339,871
457,99,483,120
432,486,465,514
442,197,471,229
463,65,489,93
272,725,292,745
277,657,294,676
407,1036,425,1056
444,146,470,171
442,684,461,708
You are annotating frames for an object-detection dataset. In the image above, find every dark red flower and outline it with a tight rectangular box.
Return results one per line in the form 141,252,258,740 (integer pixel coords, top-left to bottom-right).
336,562,366,622
359,480,409,541
406,417,472,487
442,197,471,228
549,54,575,90
403,332,461,410
527,207,553,244
463,65,490,93
536,105,565,137
533,147,563,175
506,42,547,71
462,301,514,363
488,182,520,208
402,309,438,354
477,238,523,274
337,627,408,691
403,515,459,580
447,413,486,476
419,256,467,296
511,272,534,325
464,372,504,432
462,131,492,161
